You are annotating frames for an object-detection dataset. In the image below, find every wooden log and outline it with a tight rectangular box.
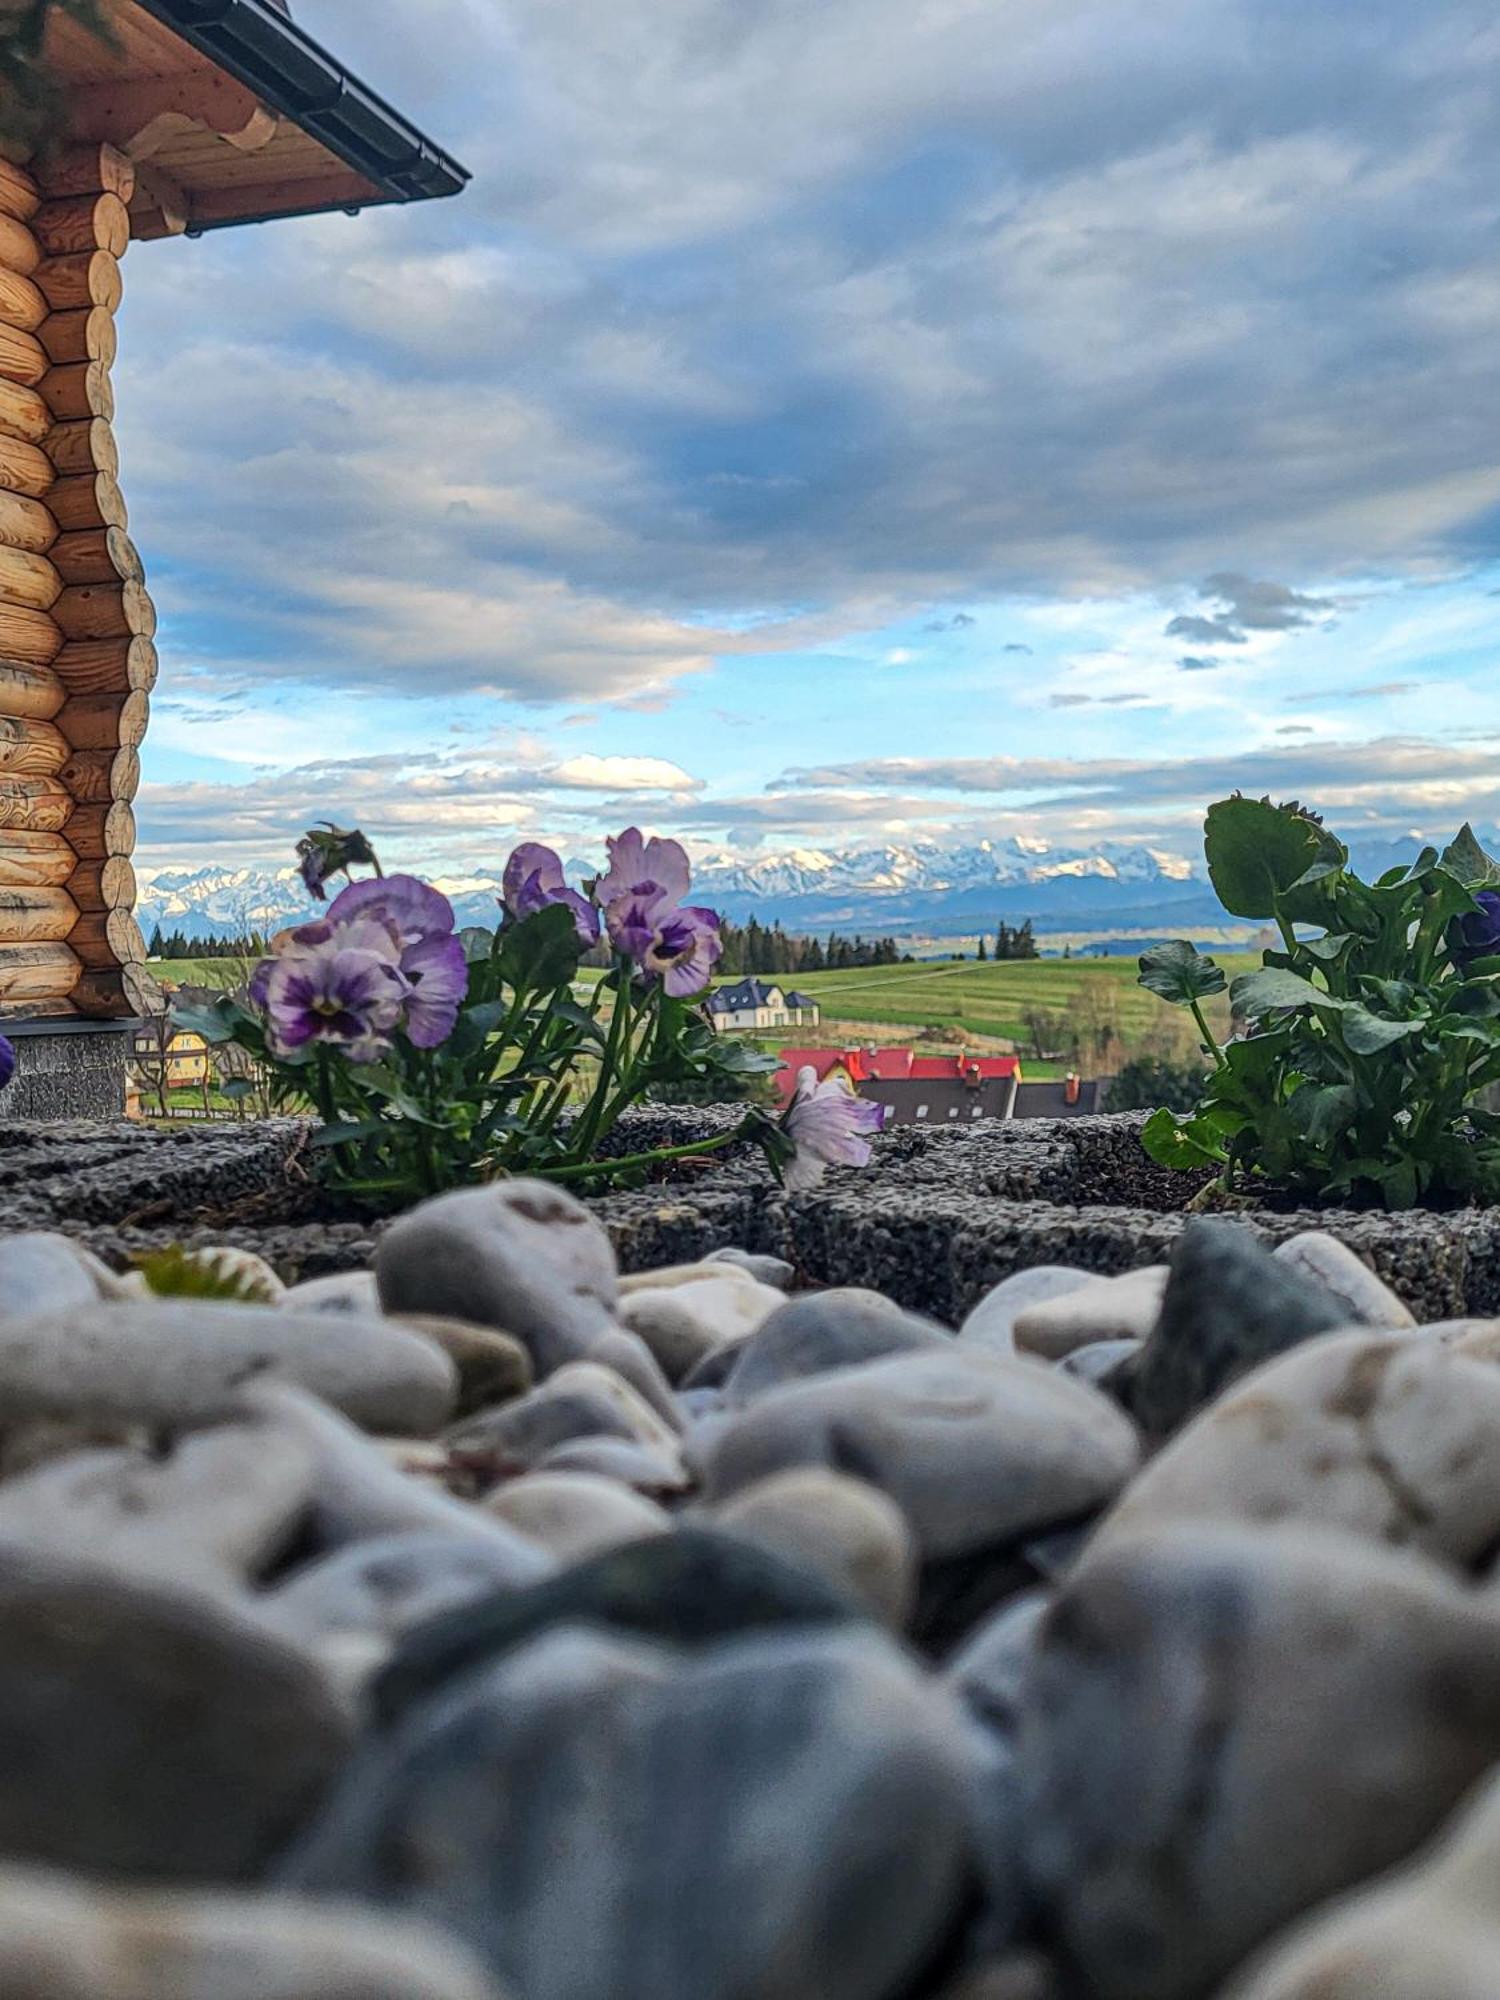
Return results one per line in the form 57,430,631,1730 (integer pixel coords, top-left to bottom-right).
0,325,47,388
0,940,82,1006
51,525,139,587
0,435,54,499
57,687,148,751
0,159,41,226
66,853,134,909
34,193,129,260
0,884,79,942
0,714,66,775
0,604,60,667
0,377,50,445
0,546,59,611
39,144,135,204
48,468,126,533
34,251,121,316
64,797,133,860
69,904,144,964
0,830,77,888
0,491,57,555
53,578,154,643
0,774,70,831
0,660,64,721
57,742,137,804
0,214,41,278
51,634,156,697
40,359,113,423
0,267,47,333
44,415,117,480
38,306,115,369
71,959,157,1017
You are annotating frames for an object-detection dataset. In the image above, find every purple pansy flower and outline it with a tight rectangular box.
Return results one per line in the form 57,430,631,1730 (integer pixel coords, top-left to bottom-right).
261,931,407,1063
779,1065,887,1190
593,827,692,914
326,875,468,1048
1455,891,1500,969
0,1035,13,1092
500,841,600,947
610,895,722,997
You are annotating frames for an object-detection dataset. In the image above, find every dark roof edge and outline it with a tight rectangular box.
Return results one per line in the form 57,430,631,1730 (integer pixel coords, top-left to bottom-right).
134,0,470,222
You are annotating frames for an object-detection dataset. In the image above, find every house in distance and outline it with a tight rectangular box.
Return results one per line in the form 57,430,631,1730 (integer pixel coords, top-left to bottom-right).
706,977,821,1033
0,0,467,1116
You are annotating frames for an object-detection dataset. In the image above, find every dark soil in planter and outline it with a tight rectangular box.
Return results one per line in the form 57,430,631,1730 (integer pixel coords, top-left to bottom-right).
3,1109,1498,1325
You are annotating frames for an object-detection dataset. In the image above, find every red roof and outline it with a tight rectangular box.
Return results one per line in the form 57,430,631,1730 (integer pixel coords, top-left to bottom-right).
774,1046,1021,1103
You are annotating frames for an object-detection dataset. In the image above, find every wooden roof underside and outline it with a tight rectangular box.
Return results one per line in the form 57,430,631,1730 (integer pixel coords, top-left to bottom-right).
44,0,467,239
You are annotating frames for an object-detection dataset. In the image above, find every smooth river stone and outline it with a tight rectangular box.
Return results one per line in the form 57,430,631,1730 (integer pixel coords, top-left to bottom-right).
944,1590,1050,1738
395,1315,533,1417
699,1348,1140,1561
373,1523,867,1726
1095,1331,1500,1568
286,1623,973,2000
713,1466,919,1626
618,1273,785,1381
1017,1523,1500,2000
446,1360,685,1473
0,1415,315,1588
484,1471,670,1561
1272,1230,1415,1329
0,1544,353,1882
1058,1338,1140,1390
959,1268,1098,1357
0,1301,457,1435
262,1529,549,1656
707,1246,796,1289
376,1179,619,1375
1220,1762,1500,2000
583,1326,682,1429
535,1433,692,1493
0,1233,108,1320
721,1288,951,1405
1011,1267,1169,1361
1119,1218,1358,1435
0,1867,500,2000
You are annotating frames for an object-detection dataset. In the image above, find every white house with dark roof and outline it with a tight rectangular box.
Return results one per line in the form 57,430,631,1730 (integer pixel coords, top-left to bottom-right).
706,978,820,1032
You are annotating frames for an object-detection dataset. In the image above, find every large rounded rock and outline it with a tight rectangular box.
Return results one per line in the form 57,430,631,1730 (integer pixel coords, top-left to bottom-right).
713,1467,919,1627
285,1623,973,2000
1018,1524,1500,2000
0,1866,499,1999
722,1289,951,1405
485,1472,670,1562
261,1529,549,1654
0,1546,353,1881
446,1361,684,1473
959,1268,1096,1357
699,1349,1140,1560
0,1233,108,1320
1095,1332,1500,1568
1272,1231,1415,1330
0,1301,456,1434
618,1272,784,1381
376,1180,619,1375
1011,1268,1168,1361
1220,1763,1500,1998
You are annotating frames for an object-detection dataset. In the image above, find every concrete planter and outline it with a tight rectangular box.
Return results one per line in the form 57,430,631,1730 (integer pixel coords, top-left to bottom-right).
4,1111,1499,1324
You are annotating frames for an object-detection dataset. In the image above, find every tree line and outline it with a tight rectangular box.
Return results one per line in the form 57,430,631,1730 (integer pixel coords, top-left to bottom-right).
714,920,910,975
148,929,266,960
974,920,1039,962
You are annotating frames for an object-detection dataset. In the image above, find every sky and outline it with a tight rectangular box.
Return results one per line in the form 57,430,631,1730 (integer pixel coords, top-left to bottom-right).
119,0,1500,887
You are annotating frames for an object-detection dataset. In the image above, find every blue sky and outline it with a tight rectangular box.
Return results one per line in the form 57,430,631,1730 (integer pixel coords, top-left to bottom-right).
120,0,1500,884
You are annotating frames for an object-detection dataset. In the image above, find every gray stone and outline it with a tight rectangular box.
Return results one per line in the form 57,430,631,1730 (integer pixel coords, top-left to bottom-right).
395,1315,533,1417
282,1271,381,1314
261,1529,548,1654
708,1246,796,1289
0,1232,107,1320
447,1361,685,1477
373,1523,869,1725
1219,1762,1500,1999
536,1434,692,1493
1058,1338,1139,1389
722,1288,951,1405
1273,1230,1416,1329
1120,1218,1359,1435
713,1467,919,1627
285,1623,973,2000
959,1267,1097,1356
1097,1331,1500,1568
0,1544,352,1881
1012,1267,1168,1360
583,1326,683,1429
0,1301,457,1435
485,1472,670,1561
1018,1523,1500,2000
700,1348,1140,1561
938,1958,1060,2000
0,1416,315,1588
617,1271,784,1381
0,1867,500,2000
945,1589,1050,1736
376,1179,619,1375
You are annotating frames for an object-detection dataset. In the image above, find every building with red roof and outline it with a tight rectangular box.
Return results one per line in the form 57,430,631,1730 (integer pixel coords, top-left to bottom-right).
776,1045,1109,1123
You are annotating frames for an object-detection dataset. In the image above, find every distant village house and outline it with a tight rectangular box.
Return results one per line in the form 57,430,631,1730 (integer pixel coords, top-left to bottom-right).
776,1046,1111,1124
707,978,820,1032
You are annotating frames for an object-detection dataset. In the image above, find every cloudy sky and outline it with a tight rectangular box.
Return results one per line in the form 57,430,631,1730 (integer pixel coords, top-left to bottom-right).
120,0,1500,884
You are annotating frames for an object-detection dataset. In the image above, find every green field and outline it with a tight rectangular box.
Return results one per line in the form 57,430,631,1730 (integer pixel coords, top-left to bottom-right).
149,958,257,992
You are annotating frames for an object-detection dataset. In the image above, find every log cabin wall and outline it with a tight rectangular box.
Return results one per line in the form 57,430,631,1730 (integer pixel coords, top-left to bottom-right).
0,143,156,1023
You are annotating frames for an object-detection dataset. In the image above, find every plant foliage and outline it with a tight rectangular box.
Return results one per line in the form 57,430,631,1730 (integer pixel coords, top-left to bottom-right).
1138,797,1500,1209
0,0,116,148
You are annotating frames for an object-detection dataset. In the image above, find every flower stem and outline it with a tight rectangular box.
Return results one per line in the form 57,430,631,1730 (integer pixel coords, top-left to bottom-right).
536,1129,743,1185
1190,997,1228,1069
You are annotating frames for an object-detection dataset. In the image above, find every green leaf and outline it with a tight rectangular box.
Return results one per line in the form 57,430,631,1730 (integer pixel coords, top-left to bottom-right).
311,1118,392,1148
1439,823,1500,890
496,903,586,996
1138,940,1228,1006
1231,967,1339,1017
459,925,498,963
220,1077,255,1102
1341,1006,1421,1055
550,998,607,1046
1205,796,1347,920
1140,1106,1226,1170
1289,1081,1359,1148
170,999,242,1046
